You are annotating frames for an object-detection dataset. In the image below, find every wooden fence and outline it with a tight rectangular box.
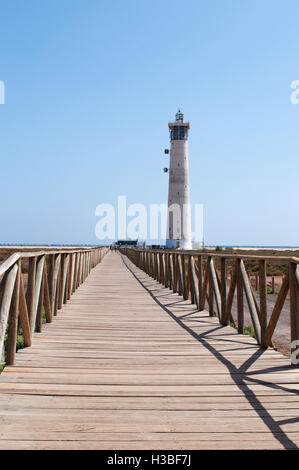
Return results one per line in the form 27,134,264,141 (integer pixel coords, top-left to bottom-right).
0,247,108,366
121,247,299,360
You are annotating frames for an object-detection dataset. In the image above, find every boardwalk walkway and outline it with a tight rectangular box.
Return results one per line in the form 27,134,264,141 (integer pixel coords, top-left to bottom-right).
0,252,298,449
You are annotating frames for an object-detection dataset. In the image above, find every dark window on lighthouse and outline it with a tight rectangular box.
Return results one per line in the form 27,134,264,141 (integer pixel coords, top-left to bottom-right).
171,125,188,140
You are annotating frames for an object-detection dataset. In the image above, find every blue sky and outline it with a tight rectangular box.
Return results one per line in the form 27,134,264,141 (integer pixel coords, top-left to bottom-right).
0,0,299,246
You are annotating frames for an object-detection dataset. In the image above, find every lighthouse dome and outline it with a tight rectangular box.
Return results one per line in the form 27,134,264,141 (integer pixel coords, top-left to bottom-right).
175,110,184,122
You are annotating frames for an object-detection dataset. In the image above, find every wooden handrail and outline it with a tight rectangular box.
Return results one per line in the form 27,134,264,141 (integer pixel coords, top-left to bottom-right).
121,247,299,365
0,246,109,366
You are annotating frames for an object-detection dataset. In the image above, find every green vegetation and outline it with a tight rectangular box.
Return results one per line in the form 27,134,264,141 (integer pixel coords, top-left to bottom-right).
0,307,47,375
4,330,25,353
228,321,256,340
243,324,256,339
1,331,26,374
16,332,25,350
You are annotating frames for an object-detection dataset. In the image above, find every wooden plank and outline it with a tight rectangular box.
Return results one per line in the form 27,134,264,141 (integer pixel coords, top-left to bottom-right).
0,251,298,450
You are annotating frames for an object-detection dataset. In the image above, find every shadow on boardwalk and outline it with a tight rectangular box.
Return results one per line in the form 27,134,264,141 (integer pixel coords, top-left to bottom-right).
121,254,299,450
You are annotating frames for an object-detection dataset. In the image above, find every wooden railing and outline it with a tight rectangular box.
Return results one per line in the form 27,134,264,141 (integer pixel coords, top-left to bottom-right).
0,246,108,366
121,247,299,360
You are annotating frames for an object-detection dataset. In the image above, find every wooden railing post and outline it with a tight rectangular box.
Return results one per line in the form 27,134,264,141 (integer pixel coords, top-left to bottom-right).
19,274,32,347
164,254,169,288
156,252,159,281
52,254,61,316
208,256,214,316
73,253,78,292
35,269,44,333
173,254,178,293
220,258,227,324
26,256,37,327
290,262,299,354
43,261,52,323
182,255,188,300
236,259,244,333
197,255,203,311
210,258,221,319
223,265,236,326
0,264,18,363
62,254,70,304
190,255,199,308
240,260,261,344
67,254,73,301
264,272,289,347
30,256,45,335
6,260,21,365
169,253,174,290
162,252,167,286
259,260,267,346
184,256,190,301
158,253,163,284
177,255,184,296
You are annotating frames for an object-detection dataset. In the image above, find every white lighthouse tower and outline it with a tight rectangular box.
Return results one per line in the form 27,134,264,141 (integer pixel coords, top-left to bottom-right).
166,110,192,250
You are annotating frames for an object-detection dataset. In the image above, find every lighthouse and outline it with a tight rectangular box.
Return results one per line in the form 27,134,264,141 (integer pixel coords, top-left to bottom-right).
166,110,192,250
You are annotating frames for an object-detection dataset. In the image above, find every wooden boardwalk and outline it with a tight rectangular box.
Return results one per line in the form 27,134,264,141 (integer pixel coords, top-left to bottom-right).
0,252,298,449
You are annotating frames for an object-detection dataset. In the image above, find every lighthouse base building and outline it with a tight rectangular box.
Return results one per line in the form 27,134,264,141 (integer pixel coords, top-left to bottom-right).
166,110,192,250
